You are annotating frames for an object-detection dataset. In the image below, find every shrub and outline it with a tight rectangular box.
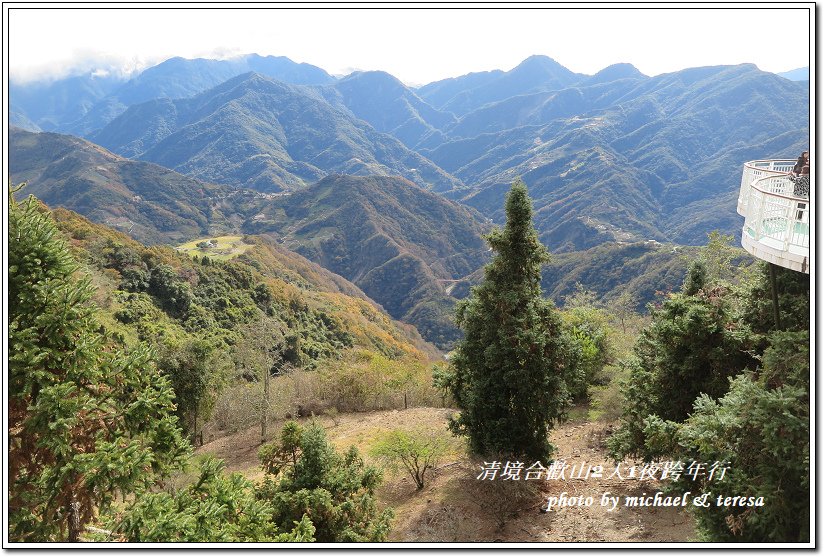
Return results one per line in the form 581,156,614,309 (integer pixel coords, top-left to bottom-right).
110,457,315,542
560,292,614,401
608,283,758,461
257,422,393,542
370,429,449,490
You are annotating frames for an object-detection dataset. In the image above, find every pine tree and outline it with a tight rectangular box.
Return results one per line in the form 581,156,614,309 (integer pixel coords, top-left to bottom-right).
9,188,189,542
439,178,569,462
607,274,759,461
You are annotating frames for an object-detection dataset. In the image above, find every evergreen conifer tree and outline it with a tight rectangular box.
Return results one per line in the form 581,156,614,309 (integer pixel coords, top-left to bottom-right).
607,258,760,462
439,178,569,462
9,188,189,542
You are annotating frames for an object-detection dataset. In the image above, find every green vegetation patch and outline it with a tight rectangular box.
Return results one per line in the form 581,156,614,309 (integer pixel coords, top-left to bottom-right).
177,235,253,261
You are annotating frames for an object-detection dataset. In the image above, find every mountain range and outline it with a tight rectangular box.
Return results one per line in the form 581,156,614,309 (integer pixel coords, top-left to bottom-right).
89,72,462,193
13,54,807,248
422,63,808,248
9,53,809,348
9,129,487,348
10,54,335,135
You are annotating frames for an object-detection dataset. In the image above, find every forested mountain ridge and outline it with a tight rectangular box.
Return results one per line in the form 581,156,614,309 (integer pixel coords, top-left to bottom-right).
8,127,243,245
9,129,489,349
7,122,778,348
426,63,808,248
8,46,811,544
321,70,457,149
90,72,463,193
244,174,492,348
9,54,809,349
12,55,808,250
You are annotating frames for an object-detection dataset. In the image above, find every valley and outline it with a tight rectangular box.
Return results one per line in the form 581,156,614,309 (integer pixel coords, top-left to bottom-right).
11,50,808,347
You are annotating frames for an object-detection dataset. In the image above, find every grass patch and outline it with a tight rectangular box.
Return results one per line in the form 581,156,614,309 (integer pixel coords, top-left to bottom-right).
176,235,252,261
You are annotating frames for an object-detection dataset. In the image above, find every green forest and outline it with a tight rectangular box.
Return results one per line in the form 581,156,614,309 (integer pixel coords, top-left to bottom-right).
8,177,809,543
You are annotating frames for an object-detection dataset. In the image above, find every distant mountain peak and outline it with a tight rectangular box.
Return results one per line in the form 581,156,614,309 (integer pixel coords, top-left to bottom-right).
511,54,568,74
339,70,404,87
240,52,294,62
518,54,561,65
584,63,646,85
598,62,644,76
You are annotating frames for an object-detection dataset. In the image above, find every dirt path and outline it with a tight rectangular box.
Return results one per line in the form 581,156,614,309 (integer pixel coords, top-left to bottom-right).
196,407,695,543
534,421,695,542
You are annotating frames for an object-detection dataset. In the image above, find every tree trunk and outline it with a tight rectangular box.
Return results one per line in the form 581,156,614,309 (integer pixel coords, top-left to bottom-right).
192,413,199,447
261,370,270,444
67,494,80,542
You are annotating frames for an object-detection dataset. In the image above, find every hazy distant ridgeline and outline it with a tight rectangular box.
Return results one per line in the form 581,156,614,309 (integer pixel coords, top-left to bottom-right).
8,129,487,349
7,123,701,346
10,54,336,136
425,63,808,248
15,54,807,249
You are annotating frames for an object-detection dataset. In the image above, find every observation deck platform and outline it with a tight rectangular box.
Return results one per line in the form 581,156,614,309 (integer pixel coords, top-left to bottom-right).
737,160,810,274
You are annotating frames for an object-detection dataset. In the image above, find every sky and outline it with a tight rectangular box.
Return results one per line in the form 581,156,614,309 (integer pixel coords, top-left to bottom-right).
5,4,814,86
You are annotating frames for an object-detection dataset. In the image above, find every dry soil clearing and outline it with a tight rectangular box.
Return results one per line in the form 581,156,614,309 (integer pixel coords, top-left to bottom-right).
176,235,252,261
197,407,695,544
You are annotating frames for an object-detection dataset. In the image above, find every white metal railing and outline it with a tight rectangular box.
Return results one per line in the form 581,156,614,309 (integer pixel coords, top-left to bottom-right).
738,159,796,214
738,161,810,261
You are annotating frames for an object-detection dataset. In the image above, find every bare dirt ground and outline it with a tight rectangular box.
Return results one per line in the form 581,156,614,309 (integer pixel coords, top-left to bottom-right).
196,407,695,544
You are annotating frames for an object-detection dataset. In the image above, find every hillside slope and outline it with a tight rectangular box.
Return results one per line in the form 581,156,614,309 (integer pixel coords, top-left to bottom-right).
322,71,456,149
44,202,439,362
9,127,244,245
244,174,492,348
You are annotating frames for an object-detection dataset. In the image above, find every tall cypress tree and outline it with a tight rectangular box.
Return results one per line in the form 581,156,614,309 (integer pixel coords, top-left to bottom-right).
440,178,569,462
9,188,189,542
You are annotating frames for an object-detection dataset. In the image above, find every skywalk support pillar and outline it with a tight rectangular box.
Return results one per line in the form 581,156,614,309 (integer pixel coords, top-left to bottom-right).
769,262,781,330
